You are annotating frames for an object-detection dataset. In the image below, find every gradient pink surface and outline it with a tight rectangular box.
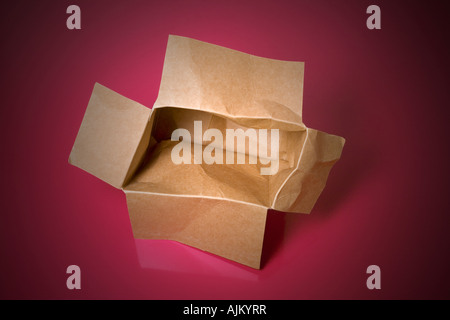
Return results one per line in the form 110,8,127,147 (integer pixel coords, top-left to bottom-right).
1,0,449,299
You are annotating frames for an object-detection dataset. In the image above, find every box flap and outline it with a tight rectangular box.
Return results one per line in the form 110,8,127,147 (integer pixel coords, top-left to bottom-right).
154,35,305,127
272,128,345,213
69,83,151,188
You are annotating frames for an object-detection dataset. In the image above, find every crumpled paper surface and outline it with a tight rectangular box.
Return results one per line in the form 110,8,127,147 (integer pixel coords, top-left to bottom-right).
69,35,345,268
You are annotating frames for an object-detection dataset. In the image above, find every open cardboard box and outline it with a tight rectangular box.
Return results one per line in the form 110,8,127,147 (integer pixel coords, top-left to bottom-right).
69,35,345,269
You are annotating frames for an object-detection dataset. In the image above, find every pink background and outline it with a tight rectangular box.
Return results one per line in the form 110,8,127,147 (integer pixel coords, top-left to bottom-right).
1,0,449,299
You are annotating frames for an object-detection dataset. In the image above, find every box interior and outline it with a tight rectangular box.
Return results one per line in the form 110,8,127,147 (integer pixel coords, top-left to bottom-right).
124,107,306,207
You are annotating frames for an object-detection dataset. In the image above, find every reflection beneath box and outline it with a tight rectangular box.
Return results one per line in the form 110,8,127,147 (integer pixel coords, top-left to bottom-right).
135,239,260,281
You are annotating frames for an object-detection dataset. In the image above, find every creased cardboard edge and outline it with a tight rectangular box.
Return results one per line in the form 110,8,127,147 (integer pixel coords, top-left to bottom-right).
123,190,268,210
271,128,310,208
152,104,306,131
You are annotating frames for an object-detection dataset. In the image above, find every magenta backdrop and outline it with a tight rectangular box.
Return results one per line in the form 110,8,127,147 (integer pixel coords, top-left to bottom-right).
1,0,449,299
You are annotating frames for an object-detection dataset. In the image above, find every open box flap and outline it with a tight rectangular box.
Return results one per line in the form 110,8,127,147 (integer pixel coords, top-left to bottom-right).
69,83,151,189
154,35,305,127
272,129,346,213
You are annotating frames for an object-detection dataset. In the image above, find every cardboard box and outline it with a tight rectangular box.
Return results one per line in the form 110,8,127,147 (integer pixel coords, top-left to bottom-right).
69,35,345,269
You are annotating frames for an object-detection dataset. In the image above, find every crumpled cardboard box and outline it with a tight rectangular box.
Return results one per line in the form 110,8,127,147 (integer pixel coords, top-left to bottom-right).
69,35,345,269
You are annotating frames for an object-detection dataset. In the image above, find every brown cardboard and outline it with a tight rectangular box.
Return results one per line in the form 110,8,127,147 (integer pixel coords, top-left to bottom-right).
69,83,152,188
155,36,306,128
69,35,345,269
126,192,267,269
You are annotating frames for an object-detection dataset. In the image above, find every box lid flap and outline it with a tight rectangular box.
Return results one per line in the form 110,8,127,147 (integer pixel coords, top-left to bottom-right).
154,35,305,127
69,83,151,188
